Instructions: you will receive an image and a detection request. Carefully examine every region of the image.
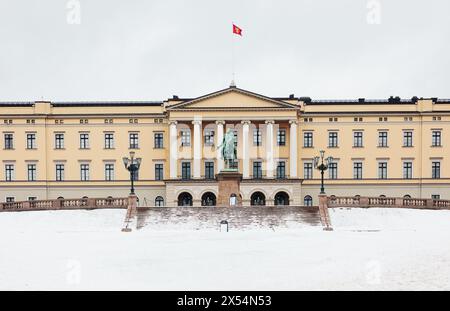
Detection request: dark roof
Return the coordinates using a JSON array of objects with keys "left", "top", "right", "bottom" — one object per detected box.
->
[
  {"left": 0, "top": 102, "right": 34, "bottom": 107},
  {"left": 306, "top": 98, "right": 415, "bottom": 105},
  {"left": 52, "top": 101, "right": 163, "bottom": 107}
]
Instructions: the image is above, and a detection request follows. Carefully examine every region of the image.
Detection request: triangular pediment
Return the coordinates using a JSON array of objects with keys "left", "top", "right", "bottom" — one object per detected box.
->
[{"left": 167, "top": 87, "right": 298, "bottom": 110}]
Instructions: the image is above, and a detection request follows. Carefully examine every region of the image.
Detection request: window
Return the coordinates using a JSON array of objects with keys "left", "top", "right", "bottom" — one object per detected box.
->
[
  {"left": 303, "top": 132, "right": 313, "bottom": 148},
  {"left": 328, "top": 132, "right": 338, "bottom": 148},
  {"left": 253, "top": 161, "right": 262, "bottom": 179},
  {"left": 403, "top": 131, "right": 413, "bottom": 147},
  {"left": 4, "top": 133, "right": 13, "bottom": 149},
  {"left": 129, "top": 133, "right": 139, "bottom": 149},
  {"left": 104, "top": 133, "right": 114, "bottom": 149},
  {"left": 56, "top": 164, "right": 64, "bottom": 181},
  {"left": 233, "top": 130, "right": 238, "bottom": 147},
  {"left": 276, "top": 161, "right": 286, "bottom": 179},
  {"left": 304, "top": 162, "right": 313, "bottom": 179},
  {"left": 155, "top": 196, "right": 164, "bottom": 207},
  {"left": 180, "top": 130, "right": 191, "bottom": 146},
  {"left": 353, "top": 132, "right": 363, "bottom": 147},
  {"left": 353, "top": 162, "right": 363, "bottom": 179},
  {"left": 204, "top": 161, "right": 215, "bottom": 179},
  {"left": 432, "top": 131, "right": 441, "bottom": 147},
  {"left": 155, "top": 163, "right": 164, "bottom": 181},
  {"left": 432, "top": 161, "right": 441, "bottom": 179},
  {"left": 80, "top": 164, "right": 90, "bottom": 181},
  {"left": 6, "top": 197, "right": 14, "bottom": 203},
  {"left": 253, "top": 129, "right": 262, "bottom": 146},
  {"left": 431, "top": 194, "right": 441, "bottom": 200},
  {"left": 329, "top": 162, "right": 338, "bottom": 179},
  {"left": 55, "top": 133, "right": 64, "bottom": 149},
  {"left": 304, "top": 195, "right": 313, "bottom": 207},
  {"left": 26, "top": 133, "right": 36, "bottom": 149},
  {"left": 27, "top": 164, "right": 37, "bottom": 181},
  {"left": 378, "top": 131, "right": 388, "bottom": 147},
  {"left": 154, "top": 132, "right": 164, "bottom": 149},
  {"left": 181, "top": 162, "right": 191, "bottom": 180},
  {"left": 277, "top": 129, "right": 286, "bottom": 146},
  {"left": 105, "top": 164, "right": 114, "bottom": 181},
  {"left": 5, "top": 164, "right": 14, "bottom": 181},
  {"left": 204, "top": 130, "right": 215, "bottom": 146},
  {"left": 28, "top": 197, "right": 37, "bottom": 201},
  {"left": 378, "top": 162, "right": 388, "bottom": 179},
  {"left": 403, "top": 162, "right": 413, "bottom": 179},
  {"left": 80, "top": 133, "right": 89, "bottom": 149}
]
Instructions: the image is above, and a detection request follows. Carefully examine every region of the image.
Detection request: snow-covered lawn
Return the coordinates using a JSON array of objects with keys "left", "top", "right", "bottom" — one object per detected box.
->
[{"left": 1, "top": 208, "right": 450, "bottom": 290}]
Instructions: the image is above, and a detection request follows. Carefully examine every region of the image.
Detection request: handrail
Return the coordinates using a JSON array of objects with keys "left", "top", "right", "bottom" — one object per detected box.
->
[
  {"left": 327, "top": 195, "right": 450, "bottom": 209},
  {"left": 0, "top": 197, "right": 129, "bottom": 212}
]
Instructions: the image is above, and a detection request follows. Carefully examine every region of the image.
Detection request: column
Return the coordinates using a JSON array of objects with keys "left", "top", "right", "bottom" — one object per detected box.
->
[
  {"left": 241, "top": 120, "right": 250, "bottom": 178},
  {"left": 169, "top": 121, "right": 178, "bottom": 179},
  {"left": 265, "top": 120, "right": 275, "bottom": 178},
  {"left": 289, "top": 120, "right": 298, "bottom": 178},
  {"left": 192, "top": 119, "right": 202, "bottom": 179},
  {"left": 216, "top": 121, "right": 225, "bottom": 173}
]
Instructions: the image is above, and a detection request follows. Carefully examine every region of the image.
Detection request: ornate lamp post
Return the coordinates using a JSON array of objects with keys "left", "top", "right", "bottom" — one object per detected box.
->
[
  {"left": 122, "top": 151, "right": 142, "bottom": 195},
  {"left": 313, "top": 150, "right": 333, "bottom": 195}
]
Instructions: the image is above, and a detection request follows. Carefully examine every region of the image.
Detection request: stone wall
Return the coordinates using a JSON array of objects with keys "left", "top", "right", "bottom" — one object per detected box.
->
[{"left": 136, "top": 206, "right": 321, "bottom": 231}]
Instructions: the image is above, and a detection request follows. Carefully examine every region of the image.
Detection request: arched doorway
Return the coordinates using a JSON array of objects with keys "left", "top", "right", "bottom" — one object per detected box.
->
[
  {"left": 155, "top": 196, "right": 164, "bottom": 207},
  {"left": 251, "top": 192, "right": 266, "bottom": 206},
  {"left": 304, "top": 195, "right": 313, "bottom": 207},
  {"left": 229, "top": 194, "right": 237, "bottom": 206},
  {"left": 274, "top": 191, "right": 290, "bottom": 206},
  {"left": 177, "top": 192, "right": 193, "bottom": 207},
  {"left": 201, "top": 192, "right": 216, "bottom": 206}
]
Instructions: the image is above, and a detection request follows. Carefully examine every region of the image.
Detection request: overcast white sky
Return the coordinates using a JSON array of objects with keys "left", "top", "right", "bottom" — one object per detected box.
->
[{"left": 0, "top": 0, "right": 449, "bottom": 101}]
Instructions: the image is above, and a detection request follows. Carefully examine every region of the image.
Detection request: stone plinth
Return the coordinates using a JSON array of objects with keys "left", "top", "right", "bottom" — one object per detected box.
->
[{"left": 216, "top": 170, "right": 243, "bottom": 207}]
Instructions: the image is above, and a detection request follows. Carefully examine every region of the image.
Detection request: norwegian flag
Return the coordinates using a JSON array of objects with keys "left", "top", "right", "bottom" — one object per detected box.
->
[{"left": 232, "top": 24, "right": 242, "bottom": 36}]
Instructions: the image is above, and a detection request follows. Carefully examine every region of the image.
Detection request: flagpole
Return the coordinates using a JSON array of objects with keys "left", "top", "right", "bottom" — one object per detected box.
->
[{"left": 231, "top": 21, "right": 235, "bottom": 86}]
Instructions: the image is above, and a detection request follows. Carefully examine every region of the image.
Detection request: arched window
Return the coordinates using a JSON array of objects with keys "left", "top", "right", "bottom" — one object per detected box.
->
[
  {"left": 155, "top": 196, "right": 164, "bottom": 207},
  {"left": 274, "top": 191, "right": 290, "bottom": 206},
  {"left": 251, "top": 192, "right": 266, "bottom": 206},
  {"left": 403, "top": 194, "right": 411, "bottom": 199},
  {"left": 201, "top": 192, "right": 216, "bottom": 206},
  {"left": 57, "top": 196, "right": 64, "bottom": 200},
  {"left": 304, "top": 195, "right": 313, "bottom": 207},
  {"left": 178, "top": 192, "right": 193, "bottom": 207},
  {"left": 380, "top": 195, "right": 386, "bottom": 198}
]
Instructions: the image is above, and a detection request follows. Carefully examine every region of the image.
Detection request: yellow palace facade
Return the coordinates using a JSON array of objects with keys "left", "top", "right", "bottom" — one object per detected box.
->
[{"left": 1, "top": 85, "right": 449, "bottom": 206}]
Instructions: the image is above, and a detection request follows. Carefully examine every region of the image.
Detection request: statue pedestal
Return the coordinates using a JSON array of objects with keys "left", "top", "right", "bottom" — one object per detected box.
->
[{"left": 216, "top": 170, "right": 242, "bottom": 207}]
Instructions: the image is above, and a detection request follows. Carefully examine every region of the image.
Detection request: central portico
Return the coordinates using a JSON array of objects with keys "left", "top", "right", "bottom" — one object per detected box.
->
[{"left": 164, "top": 85, "right": 302, "bottom": 207}]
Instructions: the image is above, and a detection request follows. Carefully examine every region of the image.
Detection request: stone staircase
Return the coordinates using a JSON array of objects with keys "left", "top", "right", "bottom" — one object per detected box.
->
[{"left": 135, "top": 206, "right": 322, "bottom": 231}]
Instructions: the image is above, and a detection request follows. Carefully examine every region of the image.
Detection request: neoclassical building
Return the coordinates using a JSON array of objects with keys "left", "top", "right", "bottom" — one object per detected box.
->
[{"left": 1, "top": 85, "right": 449, "bottom": 206}]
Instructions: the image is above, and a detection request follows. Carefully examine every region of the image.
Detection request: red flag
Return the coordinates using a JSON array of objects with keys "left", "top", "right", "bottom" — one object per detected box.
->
[{"left": 232, "top": 24, "right": 242, "bottom": 36}]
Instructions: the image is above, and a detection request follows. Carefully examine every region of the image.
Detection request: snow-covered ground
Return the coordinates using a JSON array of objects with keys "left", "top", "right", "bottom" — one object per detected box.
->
[{"left": 1, "top": 208, "right": 450, "bottom": 290}]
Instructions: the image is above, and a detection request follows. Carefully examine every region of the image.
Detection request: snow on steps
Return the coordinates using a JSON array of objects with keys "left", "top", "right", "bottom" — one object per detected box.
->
[{"left": 136, "top": 206, "right": 322, "bottom": 231}]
